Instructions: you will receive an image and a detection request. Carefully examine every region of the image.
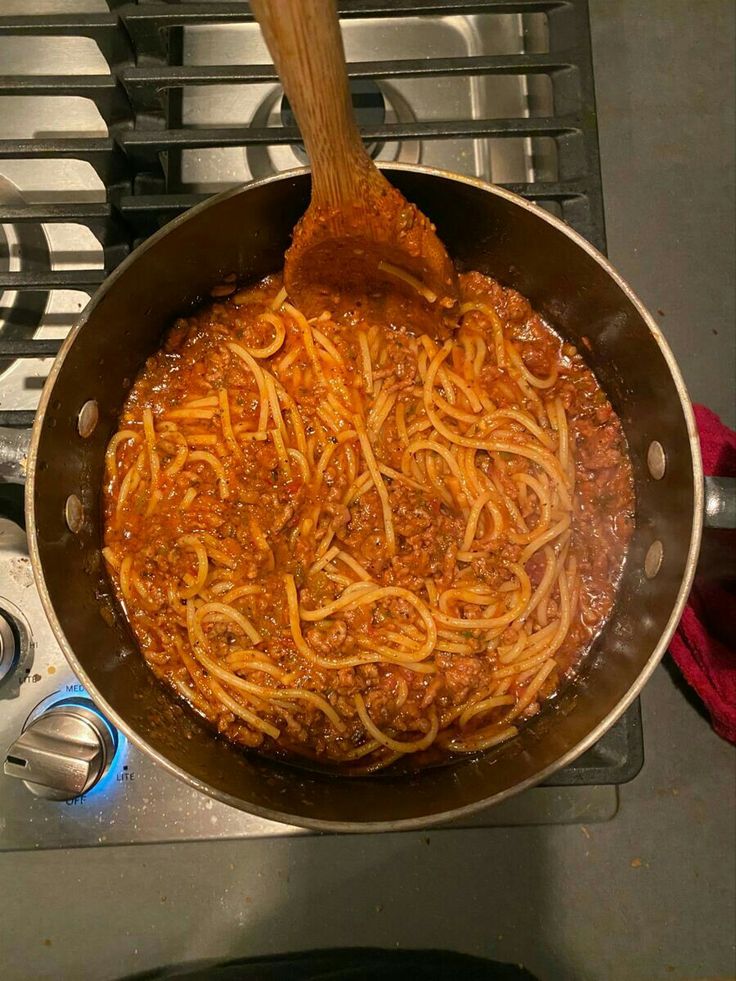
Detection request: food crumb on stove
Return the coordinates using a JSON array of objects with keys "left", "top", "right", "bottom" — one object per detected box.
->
[
  {"left": 630, "top": 857, "right": 643, "bottom": 868},
  {"left": 580, "top": 825, "right": 591, "bottom": 839}
]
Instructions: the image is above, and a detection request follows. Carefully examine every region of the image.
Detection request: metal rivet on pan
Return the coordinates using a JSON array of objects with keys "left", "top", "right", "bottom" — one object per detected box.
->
[
  {"left": 644, "top": 540, "right": 664, "bottom": 579},
  {"left": 65, "top": 495, "right": 84, "bottom": 534},
  {"left": 77, "top": 400, "right": 99, "bottom": 438},
  {"left": 647, "top": 441, "right": 666, "bottom": 480}
]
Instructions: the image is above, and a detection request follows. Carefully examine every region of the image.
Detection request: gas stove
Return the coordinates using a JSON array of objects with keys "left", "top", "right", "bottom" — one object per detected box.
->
[{"left": 0, "top": 0, "right": 641, "bottom": 850}]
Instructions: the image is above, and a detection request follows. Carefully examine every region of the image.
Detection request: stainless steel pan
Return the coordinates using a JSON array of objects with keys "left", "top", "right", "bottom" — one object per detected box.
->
[{"left": 0, "top": 165, "right": 720, "bottom": 830}]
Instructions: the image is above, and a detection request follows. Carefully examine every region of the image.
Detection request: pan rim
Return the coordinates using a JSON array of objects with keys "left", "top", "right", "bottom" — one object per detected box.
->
[{"left": 24, "top": 163, "right": 704, "bottom": 832}]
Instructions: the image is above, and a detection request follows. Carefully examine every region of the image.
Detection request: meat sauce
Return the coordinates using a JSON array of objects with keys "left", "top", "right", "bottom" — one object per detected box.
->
[{"left": 102, "top": 271, "right": 635, "bottom": 770}]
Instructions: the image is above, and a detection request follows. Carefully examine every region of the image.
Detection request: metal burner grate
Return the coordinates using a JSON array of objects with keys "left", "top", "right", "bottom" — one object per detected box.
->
[{"left": 0, "top": 0, "right": 642, "bottom": 790}]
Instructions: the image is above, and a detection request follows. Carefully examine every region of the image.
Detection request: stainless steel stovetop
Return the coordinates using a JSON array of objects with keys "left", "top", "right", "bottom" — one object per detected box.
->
[{"left": 0, "top": 1, "right": 636, "bottom": 849}]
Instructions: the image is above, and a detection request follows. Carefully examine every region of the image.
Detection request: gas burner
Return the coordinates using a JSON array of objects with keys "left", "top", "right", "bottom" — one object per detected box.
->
[
  {"left": 245, "top": 79, "right": 421, "bottom": 181},
  {"left": 0, "top": 177, "right": 49, "bottom": 379}
]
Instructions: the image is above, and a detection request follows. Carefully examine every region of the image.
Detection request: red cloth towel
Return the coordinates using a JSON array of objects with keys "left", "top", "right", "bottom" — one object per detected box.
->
[{"left": 669, "top": 405, "right": 736, "bottom": 743}]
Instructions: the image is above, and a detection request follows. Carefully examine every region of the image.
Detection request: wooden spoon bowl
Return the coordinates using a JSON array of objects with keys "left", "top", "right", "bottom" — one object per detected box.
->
[{"left": 251, "top": 0, "right": 459, "bottom": 331}]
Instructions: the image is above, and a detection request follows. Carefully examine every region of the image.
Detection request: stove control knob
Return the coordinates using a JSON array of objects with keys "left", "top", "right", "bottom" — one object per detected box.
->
[
  {"left": 0, "top": 612, "right": 17, "bottom": 682},
  {"left": 4, "top": 701, "right": 117, "bottom": 801}
]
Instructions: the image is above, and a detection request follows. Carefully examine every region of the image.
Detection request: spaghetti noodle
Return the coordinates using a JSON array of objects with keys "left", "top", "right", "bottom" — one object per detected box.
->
[{"left": 102, "top": 270, "right": 634, "bottom": 770}]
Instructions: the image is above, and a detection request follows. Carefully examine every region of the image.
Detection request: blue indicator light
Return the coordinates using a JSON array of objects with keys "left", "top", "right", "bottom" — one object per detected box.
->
[{"left": 45, "top": 692, "right": 127, "bottom": 802}]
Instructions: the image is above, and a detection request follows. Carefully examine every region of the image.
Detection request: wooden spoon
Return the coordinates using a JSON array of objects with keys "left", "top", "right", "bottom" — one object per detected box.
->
[{"left": 250, "top": 0, "right": 459, "bottom": 329}]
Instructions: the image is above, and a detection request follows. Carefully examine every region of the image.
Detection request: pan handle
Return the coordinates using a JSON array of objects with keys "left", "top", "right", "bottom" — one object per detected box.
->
[
  {"left": 703, "top": 476, "right": 736, "bottom": 529},
  {"left": 0, "top": 428, "right": 30, "bottom": 484}
]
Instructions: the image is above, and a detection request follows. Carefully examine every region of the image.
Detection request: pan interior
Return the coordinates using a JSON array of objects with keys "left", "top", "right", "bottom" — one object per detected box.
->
[{"left": 29, "top": 169, "right": 698, "bottom": 828}]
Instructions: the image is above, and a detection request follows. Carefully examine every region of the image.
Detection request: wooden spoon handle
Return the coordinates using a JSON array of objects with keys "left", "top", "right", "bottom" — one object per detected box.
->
[{"left": 250, "top": 0, "right": 376, "bottom": 208}]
